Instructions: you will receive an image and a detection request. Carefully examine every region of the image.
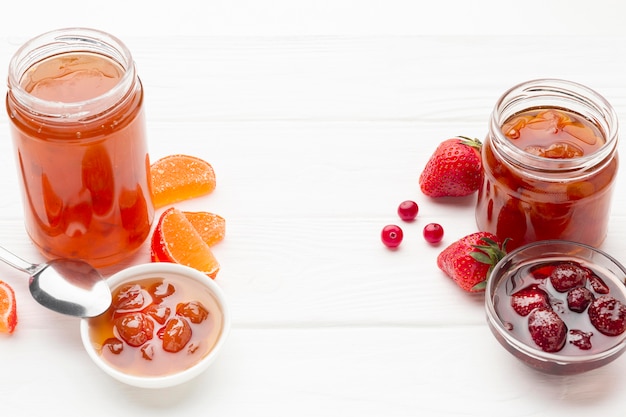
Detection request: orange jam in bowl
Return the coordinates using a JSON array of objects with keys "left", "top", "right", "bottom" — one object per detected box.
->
[
  {"left": 476, "top": 79, "right": 619, "bottom": 251},
  {"left": 81, "top": 263, "right": 231, "bottom": 388}
]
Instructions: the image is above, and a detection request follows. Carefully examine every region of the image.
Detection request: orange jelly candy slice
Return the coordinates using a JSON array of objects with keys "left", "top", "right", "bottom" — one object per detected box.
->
[
  {"left": 0, "top": 280, "right": 17, "bottom": 334},
  {"left": 151, "top": 208, "right": 220, "bottom": 278},
  {"left": 183, "top": 211, "right": 226, "bottom": 247},
  {"left": 150, "top": 154, "right": 216, "bottom": 209}
]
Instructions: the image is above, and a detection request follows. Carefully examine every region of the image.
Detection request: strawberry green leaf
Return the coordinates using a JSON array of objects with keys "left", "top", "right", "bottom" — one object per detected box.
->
[
  {"left": 470, "top": 251, "right": 492, "bottom": 265},
  {"left": 471, "top": 281, "right": 487, "bottom": 291},
  {"left": 457, "top": 136, "right": 483, "bottom": 151}
]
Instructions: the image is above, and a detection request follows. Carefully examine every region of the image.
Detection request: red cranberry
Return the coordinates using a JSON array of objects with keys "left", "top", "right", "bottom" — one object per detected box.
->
[
  {"left": 397, "top": 200, "right": 419, "bottom": 221},
  {"left": 381, "top": 224, "right": 403, "bottom": 248},
  {"left": 423, "top": 223, "right": 444, "bottom": 244}
]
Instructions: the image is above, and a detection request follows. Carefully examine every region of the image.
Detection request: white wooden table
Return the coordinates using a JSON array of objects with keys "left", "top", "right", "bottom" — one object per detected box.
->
[{"left": 2, "top": 1, "right": 626, "bottom": 416}]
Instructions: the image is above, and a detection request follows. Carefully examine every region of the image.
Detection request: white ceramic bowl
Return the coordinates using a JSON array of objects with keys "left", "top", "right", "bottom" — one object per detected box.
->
[{"left": 80, "top": 263, "right": 231, "bottom": 388}]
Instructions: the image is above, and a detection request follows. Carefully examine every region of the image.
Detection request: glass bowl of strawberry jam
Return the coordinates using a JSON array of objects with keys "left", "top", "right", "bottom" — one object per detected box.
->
[
  {"left": 80, "top": 263, "right": 231, "bottom": 388},
  {"left": 485, "top": 240, "right": 626, "bottom": 375},
  {"left": 476, "top": 79, "right": 619, "bottom": 251}
]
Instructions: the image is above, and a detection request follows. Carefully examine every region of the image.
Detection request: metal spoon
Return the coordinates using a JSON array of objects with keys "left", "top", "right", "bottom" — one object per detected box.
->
[{"left": 0, "top": 246, "right": 112, "bottom": 318}]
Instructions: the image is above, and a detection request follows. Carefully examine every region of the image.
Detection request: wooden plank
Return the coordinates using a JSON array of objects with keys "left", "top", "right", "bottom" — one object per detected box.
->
[
  {"left": 2, "top": 326, "right": 625, "bottom": 416},
  {"left": 1, "top": 32, "right": 626, "bottom": 417}
]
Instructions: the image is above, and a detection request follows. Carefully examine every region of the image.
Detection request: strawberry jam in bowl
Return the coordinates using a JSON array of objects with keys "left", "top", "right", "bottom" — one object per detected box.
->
[
  {"left": 476, "top": 79, "right": 619, "bottom": 251},
  {"left": 80, "top": 263, "right": 231, "bottom": 388},
  {"left": 485, "top": 240, "right": 626, "bottom": 375}
]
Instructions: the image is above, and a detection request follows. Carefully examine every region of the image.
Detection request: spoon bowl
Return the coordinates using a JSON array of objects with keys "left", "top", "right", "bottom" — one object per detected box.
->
[{"left": 0, "top": 246, "right": 111, "bottom": 317}]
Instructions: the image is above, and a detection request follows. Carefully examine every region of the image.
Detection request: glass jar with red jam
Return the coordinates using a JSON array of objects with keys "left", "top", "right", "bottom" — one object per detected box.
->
[{"left": 476, "top": 79, "right": 619, "bottom": 251}]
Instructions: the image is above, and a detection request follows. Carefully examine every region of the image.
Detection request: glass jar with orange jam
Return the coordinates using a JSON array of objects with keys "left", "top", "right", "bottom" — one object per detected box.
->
[
  {"left": 6, "top": 28, "right": 154, "bottom": 267},
  {"left": 476, "top": 79, "right": 619, "bottom": 251}
]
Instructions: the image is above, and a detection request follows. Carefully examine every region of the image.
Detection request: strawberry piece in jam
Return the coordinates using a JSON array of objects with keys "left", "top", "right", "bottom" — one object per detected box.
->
[
  {"left": 569, "top": 329, "right": 593, "bottom": 350},
  {"left": 162, "top": 317, "right": 192, "bottom": 353},
  {"left": 145, "top": 304, "right": 171, "bottom": 325},
  {"left": 588, "top": 296, "right": 626, "bottom": 336},
  {"left": 549, "top": 262, "right": 588, "bottom": 293},
  {"left": 525, "top": 142, "right": 584, "bottom": 159},
  {"left": 112, "top": 283, "right": 149, "bottom": 312},
  {"left": 176, "top": 301, "right": 209, "bottom": 324},
  {"left": 148, "top": 280, "right": 176, "bottom": 303},
  {"left": 589, "top": 274, "right": 610, "bottom": 295},
  {"left": 567, "top": 287, "right": 595, "bottom": 313},
  {"left": 528, "top": 308, "right": 568, "bottom": 353},
  {"left": 114, "top": 312, "right": 154, "bottom": 347},
  {"left": 141, "top": 343, "right": 155, "bottom": 361},
  {"left": 528, "top": 263, "right": 556, "bottom": 280},
  {"left": 102, "top": 337, "right": 124, "bottom": 355},
  {"left": 510, "top": 285, "right": 550, "bottom": 317}
]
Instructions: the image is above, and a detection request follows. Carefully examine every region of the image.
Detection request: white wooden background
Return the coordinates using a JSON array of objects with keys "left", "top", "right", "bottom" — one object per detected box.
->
[{"left": 1, "top": 1, "right": 626, "bottom": 416}]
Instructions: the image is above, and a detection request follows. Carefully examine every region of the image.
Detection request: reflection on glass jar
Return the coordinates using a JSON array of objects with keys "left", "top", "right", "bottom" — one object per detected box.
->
[
  {"left": 6, "top": 28, "right": 154, "bottom": 267},
  {"left": 476, "top": 79, "right": 619, "bottom": 251}
]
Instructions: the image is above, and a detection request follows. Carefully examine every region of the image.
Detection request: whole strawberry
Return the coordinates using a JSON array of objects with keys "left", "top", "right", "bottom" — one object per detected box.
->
[
  {"left": 437, "top": 232, "right": 507, "bottom": 292},
  {"left": 419, "top": 136, "right": 483, "bottom": 197}
]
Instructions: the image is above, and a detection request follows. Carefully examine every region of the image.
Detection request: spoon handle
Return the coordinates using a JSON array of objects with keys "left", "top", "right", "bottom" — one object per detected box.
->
[{"left": 0, "top": 245, "right": 36, "bottom": 273}]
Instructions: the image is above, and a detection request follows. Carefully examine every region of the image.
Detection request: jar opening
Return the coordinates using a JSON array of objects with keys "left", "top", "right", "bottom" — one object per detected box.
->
[
  {"left": 489, "top": 79, "right": 619, "bottom": 179},
  {"left": 7, "top": 28, "right": 135, "bottom": 120}
]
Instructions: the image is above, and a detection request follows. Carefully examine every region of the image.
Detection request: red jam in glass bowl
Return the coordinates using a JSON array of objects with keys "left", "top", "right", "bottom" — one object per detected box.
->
[{"left": 486, "top": 240, "right": 626, "bottom": 375}]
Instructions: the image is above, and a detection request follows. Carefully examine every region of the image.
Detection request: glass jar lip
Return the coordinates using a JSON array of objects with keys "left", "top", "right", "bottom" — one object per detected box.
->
[
  {"left": 7, "top": 27, "right": 135, "bottom": 120},
  {"left": 489, "top": 78, "right": 619, "bottom": 175}
]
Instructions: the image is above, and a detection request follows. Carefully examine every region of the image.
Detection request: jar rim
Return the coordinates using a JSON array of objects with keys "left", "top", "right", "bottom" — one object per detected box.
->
[
  {"left": 7, "top": 27, "right": 136, "bottom": 120},
  {"left": 489, "top": 78, "right": 619, "bottom": 177}
]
